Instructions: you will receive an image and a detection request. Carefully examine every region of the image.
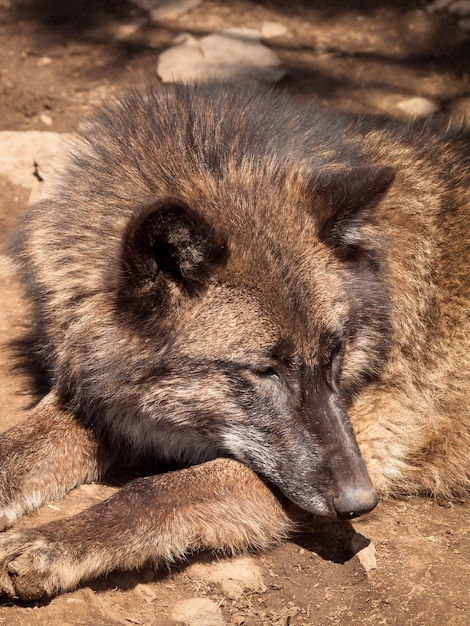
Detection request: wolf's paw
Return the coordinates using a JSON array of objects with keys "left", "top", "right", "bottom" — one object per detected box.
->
[
  {"left": 0, "top": 503, "right": 22, "bottom": 532},
  {"left": 0, "top": 529, "right": 76, "bottom": 601}
]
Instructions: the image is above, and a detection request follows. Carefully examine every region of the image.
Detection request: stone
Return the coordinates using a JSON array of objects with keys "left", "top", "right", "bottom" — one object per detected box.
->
[
  {"left": 0, "top": 131, "right": 66, "bottom": 203},
  {"left": 157, "top": 28, "right": 285, "bottom": 83},
  {"left": 187, "top": 556, "right": 267, "bottom": 599},
  {"left": 426, "top": 0, "right": 453, "bottom": 12},
  {"left": 397, "top": 96, "right": 439, "bottom": 117},
  {"left": 448, "top": 1, "right": 470, "bottom": 16},
  {"left": 128, "top": 0, "right": 160, "bottom": 9},
  {"left": 37, "top": 56, "right": 53, "bottom": 66},
  {"left": 171, "top": 598, "right": 226, "bottom": 626},
  {"left": 113, "top": 18, "right": 147, "bottom": 41},
  {"left": 149, "top": 0, "right": 202, "bottom": 22},
  {"left": 260, "top": 21, "right": 289, "bottom": 39},
  {"left": 157, "top": 34, "right": 205, "bottom": 82},
  {"left": 200, "top": 28, "right": 266, "bottom": 64},
  {"left": 351, "top": 533, "right": 377, "bottom": 577},
  {"left": 134, "top": 583, "right": 158, "bottom": 603},
  {"left": 39, "top": 113, "right": 53, "bottom": 126}
]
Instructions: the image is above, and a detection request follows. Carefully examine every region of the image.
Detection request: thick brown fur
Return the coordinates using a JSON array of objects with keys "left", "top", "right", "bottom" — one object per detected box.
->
[{"left": 0, "top": 81, "right": 468, "bottom": 600}]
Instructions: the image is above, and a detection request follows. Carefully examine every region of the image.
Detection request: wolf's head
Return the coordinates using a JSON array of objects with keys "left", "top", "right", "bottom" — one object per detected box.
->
[{"left": 110, "top": 159, "right": 394, "bottom": 519}]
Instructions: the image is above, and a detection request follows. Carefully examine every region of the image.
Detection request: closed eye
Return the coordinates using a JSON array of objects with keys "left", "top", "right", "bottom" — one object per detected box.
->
[
  {"left": 252, "top": 365, "right": 280, "bottom": 379},
  {"left": 325, "top": 342, "right": 343, "bottom": 392}
]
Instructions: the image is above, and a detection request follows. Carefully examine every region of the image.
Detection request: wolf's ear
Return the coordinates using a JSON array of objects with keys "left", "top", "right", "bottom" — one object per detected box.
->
[
  {"left": 118, "top": 198, "right": 227, "bottom": 315},
  {"left": 310, "top": 166, "right": 395, "bottom": 252}
]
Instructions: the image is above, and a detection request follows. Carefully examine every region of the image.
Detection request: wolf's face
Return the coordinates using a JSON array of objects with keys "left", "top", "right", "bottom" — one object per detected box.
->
[
  {"left": 158, "top": 285, "right": 377, "bottom": 519},
  {"left": 105, "top": 162, "right": 394, "bottom": 519}
]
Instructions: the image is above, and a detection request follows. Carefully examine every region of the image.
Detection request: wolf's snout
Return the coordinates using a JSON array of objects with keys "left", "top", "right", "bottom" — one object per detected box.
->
[{"left": 332, "top": 487, "right": 379, "bottom": 519}]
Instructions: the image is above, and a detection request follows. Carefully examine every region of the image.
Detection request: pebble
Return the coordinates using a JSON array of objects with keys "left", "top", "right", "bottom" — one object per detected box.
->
[
  {"left": 150, "top": 0, "right": 202, "bottom": 22},
  {"left": 114, "top": 18, "right": 146, "bottom": 41},
  {"left": 260, "top": 21, "right": 289, "bottom": 39},
  {"left": 134, "top": 583, "right": 158, "bottom": 603},
  {"left": 65, "top": 587, "right": 97, "bottom": 603},
  {"left": 448, "top": 0, "right": 470, "bottom": 16},
  {"left": 129, "top": 0, "right": 202, "bottom": 20},
  {"left": 157, "top": 34, "right": 204, "bottom": 81},
  {"left": 187, "top": 556, "right": 267, "bottom": 599},
  {"left": 200, "top": 28, "right": 281, "bottom": 71},
  {"left": 426, "top": 0, "right": 453, "bottom": 10},
  {"left": 426, "top": 0, "right": 470, "bottom": 29},
  {"left": 37, "top": 56, "right": 53, "bottom": 66},
  {"left": 128, "top": 0, "right": 163, "bottom": 9},
  {"left": 397, "top": 96, "right": 439, "bottom": 117},
  {"left": 0, "top": 131, "right": 65, "bottom": 202},
  {"left": 157, "top": 27, "right": 285, "bottom": 83},
  {"left": 350, "top": 533, "right": 377, "bottom": 577},
  {"left": 39, "top": 113, "right": 53, "bottom": 126},
  {"left": 171, "top": 597, "right": 226, "bottom": 626}
]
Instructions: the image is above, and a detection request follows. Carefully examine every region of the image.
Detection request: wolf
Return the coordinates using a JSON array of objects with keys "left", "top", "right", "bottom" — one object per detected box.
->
[{"left": 0, "top": 81, "right": 468, "bottom": 601}]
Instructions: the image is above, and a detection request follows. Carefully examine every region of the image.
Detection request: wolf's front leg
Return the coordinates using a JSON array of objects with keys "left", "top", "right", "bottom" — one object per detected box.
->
[
  {"left": 0, "top": 458, "right": 295, "bottom": 601},
  {"left": 0, "top": 391, "right": 110, "bottom": 531}
]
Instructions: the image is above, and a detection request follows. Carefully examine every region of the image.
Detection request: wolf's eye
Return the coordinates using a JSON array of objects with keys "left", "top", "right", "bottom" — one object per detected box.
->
[
  {"left": 253, "top": 365, "right": 280, "bottom": 379},
  {"left": 325, "top": 342, "right": 343, "bottom": 392}
]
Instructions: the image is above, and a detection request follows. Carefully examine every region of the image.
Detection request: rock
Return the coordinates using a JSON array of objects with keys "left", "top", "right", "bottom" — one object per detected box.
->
[
  {"left": 261, "top": 21, "right": 289, "bottom": 39},
  {"left": 448, "top": 0, "right": 470, "bottom": 16},
  {"left": 113, "top": 18, "right": 147, "bottom": 41},
  {"left": 0, "top": 131, "right": 66, "bottom": 203},
  {"left": 187, "top": 556, "right": 266, "bottom": 599},
  {"left": 149, "top": 0, "right": 202, "bottom": 22},
  {"left": 397, "top": 96, "right": 439, "bottom": 117},
  {"left": 351, "top": 533, "right": 377, "bottom": 577},
  {"left": 134, "top": 583, "right": 158, "bottom": 603},
  {"left": 426, "top": 0, "right": 453, "bottom": 12},
  {"left": 157, "top": 34, "right": 205, "bottom": 81},
  {"left": 65, "top": 587, "right": 97, "bottom": 603},
  {"left": 199, "top": 28, "right": 282, "bottom": 74},
  {"left": 39, "top": 113, "right": 53, "bottom": 126},
  {"left": 129, "top": 0, "right": 202, "bottom": 20},
  {"left": 37, "top": 56, "right": 53, "bottom": 66},
  {"left": 171, "top": 598, "right": 226, "bottom": 626},
  {"left": 128, "top": 0, "right": 161, "bottom": 9},
  {"left": 157, "top": 28, "right": 285, "bottom": 83}
]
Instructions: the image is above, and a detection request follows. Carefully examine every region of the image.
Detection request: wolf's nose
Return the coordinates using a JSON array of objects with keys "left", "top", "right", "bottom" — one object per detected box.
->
[{"left": 333, "top": 488, "right": 379, "bottom": 519}]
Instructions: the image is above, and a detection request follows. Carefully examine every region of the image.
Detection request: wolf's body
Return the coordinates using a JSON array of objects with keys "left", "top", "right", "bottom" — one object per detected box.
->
[{"left": 0, "top": 82, "right": 468, "bottom": 600}]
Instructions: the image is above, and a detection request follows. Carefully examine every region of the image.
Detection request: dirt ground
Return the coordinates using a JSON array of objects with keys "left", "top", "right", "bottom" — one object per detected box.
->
[{"left": 0, "top": 0, "right": 469, "bottom": 624}]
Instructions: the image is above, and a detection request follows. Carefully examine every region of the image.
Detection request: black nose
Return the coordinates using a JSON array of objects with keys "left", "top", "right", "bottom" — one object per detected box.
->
[{"left": 333, "top": 488, "right": 379, "bottom": 519}]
